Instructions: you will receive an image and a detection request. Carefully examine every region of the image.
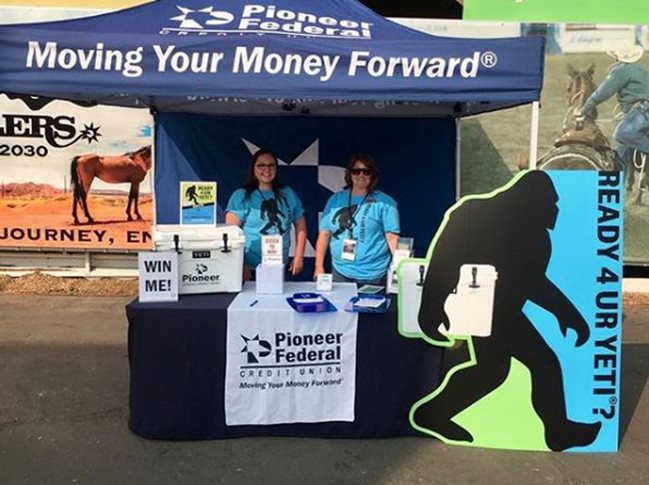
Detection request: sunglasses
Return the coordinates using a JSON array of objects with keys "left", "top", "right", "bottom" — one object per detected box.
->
[
  {"left": 255, "top": 163, "right": 277, "bottom": 170},
  {"left": 350, "top": 168, "right": 372, "bottom": 176}
]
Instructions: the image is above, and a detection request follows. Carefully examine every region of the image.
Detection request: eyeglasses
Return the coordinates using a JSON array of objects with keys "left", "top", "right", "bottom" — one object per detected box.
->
[
  {"left": 350, "top": 168, "right": 372, "bottom": 176},
  {"left": 255, "top": 163, "right": 277, "bottom": 170}
]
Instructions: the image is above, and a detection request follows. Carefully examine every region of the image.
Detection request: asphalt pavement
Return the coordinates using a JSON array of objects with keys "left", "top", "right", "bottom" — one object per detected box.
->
[{"left": 0, "top": 294, "right": 647, "bottom": 485}]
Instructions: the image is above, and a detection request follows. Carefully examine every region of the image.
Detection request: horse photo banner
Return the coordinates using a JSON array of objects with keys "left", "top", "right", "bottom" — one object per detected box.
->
[
  {"left": 0, "top": 94, "right": 153, "bottom": 250},
  {"left": 426, "top": 18, "right": 649, "bottom": 264}
]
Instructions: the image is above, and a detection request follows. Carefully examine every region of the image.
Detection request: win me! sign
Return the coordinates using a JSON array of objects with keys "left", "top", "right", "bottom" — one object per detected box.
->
[{"left": 138, "top": 251, "right": 179, "bottom": 302}]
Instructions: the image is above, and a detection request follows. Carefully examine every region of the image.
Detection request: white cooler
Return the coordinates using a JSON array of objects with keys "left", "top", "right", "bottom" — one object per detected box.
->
[
  {"left": 153, "top": 224, "right": 245, "bottom": 294},
  {"left": 442, "top": 264, "right": 498, "bottom": 337}
]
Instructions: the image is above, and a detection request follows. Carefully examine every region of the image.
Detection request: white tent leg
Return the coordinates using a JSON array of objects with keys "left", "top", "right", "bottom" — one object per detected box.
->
[
  {"left": 529, "top": 101, "right": 540, "bottom": 170},
  {"left": 151, "top": 113, "right": 157, "bottom": 226},
  {"left": 455, "top": 118, "right": 461, "bottom": 199}
]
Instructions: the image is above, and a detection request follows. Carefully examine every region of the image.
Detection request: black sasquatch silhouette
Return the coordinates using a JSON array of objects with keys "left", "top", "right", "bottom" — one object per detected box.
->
[
  {"left": 331, "top": 204, "right": 358, "bottom": 239},
  {"left": 185, "top": 185, "right": 199, "bottom": 206},
  {"left": 414, "top": 170, "right": 601, "bottom": 451},
  {"left": 260, "top": 198, "right": 286, "bottom": 235}
]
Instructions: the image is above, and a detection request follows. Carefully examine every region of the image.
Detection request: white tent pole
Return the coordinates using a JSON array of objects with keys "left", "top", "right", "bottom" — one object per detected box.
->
[
  {"left": 529, "top": 101, "right": 540, "bottom": 169},
  {"left": 151, "top": 112, "right": 157, "bottom": 227},
  {"left": 455, "top": 118, "right": 461, "bottom": 200}
]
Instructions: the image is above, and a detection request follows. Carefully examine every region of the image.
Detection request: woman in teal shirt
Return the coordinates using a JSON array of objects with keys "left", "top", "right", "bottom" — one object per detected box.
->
[
  {"left": 225, "top": 149, "right": 307, "bottom": 281},
  {"left": 314, "top": 154, "right": 400, "bottom": 285}
]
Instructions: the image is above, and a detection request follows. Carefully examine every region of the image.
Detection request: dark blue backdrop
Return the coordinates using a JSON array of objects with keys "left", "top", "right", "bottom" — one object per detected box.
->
[{"left": 155, "top": 113, "right": 456, "bottom": 277}]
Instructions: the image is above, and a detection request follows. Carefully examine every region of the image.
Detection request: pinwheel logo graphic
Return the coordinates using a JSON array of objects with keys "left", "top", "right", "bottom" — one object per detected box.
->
[
  {"left": 240, "top": 335, "right": 272, "bottom": 364},
  {"left": 170, "top": 6, "right": 234, "bottom": 29}
]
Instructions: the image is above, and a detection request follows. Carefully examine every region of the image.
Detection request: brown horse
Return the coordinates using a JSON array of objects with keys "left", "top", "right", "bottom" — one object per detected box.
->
[
  {"left": 71, "top": 145, "right": 152, "bottom": 224},
  {"left": 563, "top": 64, "right": 598, "bottom": 131}
]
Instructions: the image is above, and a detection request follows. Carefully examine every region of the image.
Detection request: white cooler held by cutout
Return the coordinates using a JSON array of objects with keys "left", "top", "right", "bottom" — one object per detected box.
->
[
  {"left": 153, "top": 224, "right": 245, "bottom": 294},
  {"left": 441, "top": 264, "right": 498, "bottom": 337}
]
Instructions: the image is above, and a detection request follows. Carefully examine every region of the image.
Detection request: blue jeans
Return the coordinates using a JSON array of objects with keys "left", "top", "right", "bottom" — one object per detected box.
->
[
  {"left": 614, "top": 102, "right": 649, "bottom": 166},
  {"left": 332, "top": 268, "right": 386, "bottom": 287}
]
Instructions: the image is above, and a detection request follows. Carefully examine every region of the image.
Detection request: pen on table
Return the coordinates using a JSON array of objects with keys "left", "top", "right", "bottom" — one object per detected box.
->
[{"left": 249, "top": 299, "right": 259, "bottom": 307}]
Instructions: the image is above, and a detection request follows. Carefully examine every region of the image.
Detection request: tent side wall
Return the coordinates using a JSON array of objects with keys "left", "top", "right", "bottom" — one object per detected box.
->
[{"left": 155, "top": 113, "right": 457, "bottom": 279}]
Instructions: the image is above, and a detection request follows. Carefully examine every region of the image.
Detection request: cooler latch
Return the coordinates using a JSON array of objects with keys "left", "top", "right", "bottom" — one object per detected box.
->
[
  {"left": 221, "top": 233, "right": 231, "bottom": 253},
  {"left": 173, "top": 234, "right": 181, "bottom": 253}
]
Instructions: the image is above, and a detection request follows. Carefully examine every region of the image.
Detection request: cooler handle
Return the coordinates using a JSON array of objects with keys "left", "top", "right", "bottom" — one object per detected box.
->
[
  {"left": 173, "top": 234, "right": 181, "bottom": 253},
  {"left": 221, "top": 233, "right": 231, "bottom": 253},
  {"left": 417, "top": 264, "right": 425, "bottom": 287}
]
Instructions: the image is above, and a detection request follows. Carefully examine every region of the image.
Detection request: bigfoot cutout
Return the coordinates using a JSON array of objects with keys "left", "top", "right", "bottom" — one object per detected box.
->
[{"left": 414, "top": 171, "right": 601, "bottom": 451}]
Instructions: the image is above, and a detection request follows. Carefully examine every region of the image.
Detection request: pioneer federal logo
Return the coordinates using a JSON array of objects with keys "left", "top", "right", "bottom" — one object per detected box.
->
[
  {"left": 171, "top": 6, "right": 234, "bottom": 28},
  {"left": 240, "top": 334, "right": 272, "bottom": 363},
  {"left": 238, "top": 330, "right": 344, "bottom": 379},
  {"left": 162, "top": 4, "right": 373, "bottom": 39},
  {"left": 182, "top": 270, "right": 220, "bottom": 284}
]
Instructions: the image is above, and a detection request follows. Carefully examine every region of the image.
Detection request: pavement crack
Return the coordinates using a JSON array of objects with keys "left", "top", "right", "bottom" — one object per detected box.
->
[{"left": 0, "top": 418, "right": 23, "bottom": 432}]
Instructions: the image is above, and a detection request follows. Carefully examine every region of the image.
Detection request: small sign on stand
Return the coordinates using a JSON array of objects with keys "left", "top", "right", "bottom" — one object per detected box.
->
[
  {"left": 138, "top": 251, "right": 179, "bottom": 302},
  {"left": 258, "top": 235, "right": 284, "bottom": 294},
  {"left": 261, "top": 234, "right": 283, "bottom": 264},
  {"left": 180, "top": 181, "right": 217, "bottom": 225}
]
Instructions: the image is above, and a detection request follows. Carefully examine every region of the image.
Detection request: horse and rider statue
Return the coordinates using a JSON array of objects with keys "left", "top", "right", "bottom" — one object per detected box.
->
[
  {"left": 70, "top": 145, "right": 152, "bottom": 224},
  {"left": 539, "top": 43, "right": 649, "bottom": 204}
]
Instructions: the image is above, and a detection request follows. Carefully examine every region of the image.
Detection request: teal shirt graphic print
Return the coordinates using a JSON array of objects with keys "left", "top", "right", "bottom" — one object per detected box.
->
[
  {"left": 226, "top": 187, "right": 304, "bottom": 267},
  {"left": 320, "top": 189, "right": 400, "bottom": 280}
]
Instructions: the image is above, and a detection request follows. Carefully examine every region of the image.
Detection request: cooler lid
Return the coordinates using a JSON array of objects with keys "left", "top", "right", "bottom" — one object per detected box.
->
[{"left": 153, "top": 224, "right": 245, "bottom": 244}]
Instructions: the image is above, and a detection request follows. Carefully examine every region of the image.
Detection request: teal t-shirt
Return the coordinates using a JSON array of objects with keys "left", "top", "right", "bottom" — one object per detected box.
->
[
  {"left": 226, "top": 186, "right": 304, "bottom": 267},
  {"left": 319, "top": 189, "right": 400, "bottom": 281}
]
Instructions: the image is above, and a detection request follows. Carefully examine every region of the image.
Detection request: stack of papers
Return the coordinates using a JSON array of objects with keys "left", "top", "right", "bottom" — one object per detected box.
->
[
  {"left": 353, "top": 297, "right": 386, "bottom": 309},
  {"left": 357, "top": 284, "right": 384, "bottom": 295},
  {"left": 346, "top": 294, "right": 390, "bottom": 313}
]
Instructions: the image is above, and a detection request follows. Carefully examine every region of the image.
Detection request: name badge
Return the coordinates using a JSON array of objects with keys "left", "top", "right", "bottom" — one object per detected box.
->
[{"left": 342, "top": 238, "right": 357, "bottom": 261}]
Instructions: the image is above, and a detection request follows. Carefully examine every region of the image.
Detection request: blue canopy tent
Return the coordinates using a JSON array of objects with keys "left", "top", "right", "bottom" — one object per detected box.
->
[
  {"left": 0, "top": 0, "right": 543, "bottom": 112},
  {"left": 0, "top": 0, "right": 544, "bottom": 271}
]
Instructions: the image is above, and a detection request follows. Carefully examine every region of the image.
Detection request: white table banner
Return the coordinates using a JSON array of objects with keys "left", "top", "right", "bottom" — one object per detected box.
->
[{"left": 225, "top": 282, "right": 358, "bottom": 426}]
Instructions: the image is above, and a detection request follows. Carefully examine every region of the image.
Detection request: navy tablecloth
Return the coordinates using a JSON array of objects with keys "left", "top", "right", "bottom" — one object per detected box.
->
[{"left": 126, "top": 294, "right": 443, "bottom": 440}]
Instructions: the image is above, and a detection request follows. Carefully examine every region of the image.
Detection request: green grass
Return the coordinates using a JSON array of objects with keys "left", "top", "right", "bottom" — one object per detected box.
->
[{"left": 461, "top": 53, "right": 649, "bottom": 263}]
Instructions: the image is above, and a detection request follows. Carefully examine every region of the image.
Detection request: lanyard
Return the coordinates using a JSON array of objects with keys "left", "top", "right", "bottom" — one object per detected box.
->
[
  {"left": 346, "top": 190, "right": 369, "bottom": 239},
  {"left": 257, "top": 188, "right": 271, "bottom": 201}
]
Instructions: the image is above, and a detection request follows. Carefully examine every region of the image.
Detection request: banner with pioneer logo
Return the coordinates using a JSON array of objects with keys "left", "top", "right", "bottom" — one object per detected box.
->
[
  {"left": 0, "top": 0, "right": 543, "bottom": 114},
  {"left": 0, "top": 94, "right": 153, "bottom": 250},
  {"left": 225, "top": 283, "right": 358, "bottom": 425}
]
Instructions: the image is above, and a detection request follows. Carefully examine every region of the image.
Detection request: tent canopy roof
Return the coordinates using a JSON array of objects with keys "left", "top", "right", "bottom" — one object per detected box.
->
[{"left": 0, "top": 0, "right": 544, "bottom": 116}]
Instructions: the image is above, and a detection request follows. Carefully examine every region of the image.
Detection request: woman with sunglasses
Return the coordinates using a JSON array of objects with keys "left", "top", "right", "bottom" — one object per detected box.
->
[
  {"left": 226, "top": 149, "right": 307, "bottom": 281},
  {"left": 314, "top": 153, "right": 400, "bottom": 286}
]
